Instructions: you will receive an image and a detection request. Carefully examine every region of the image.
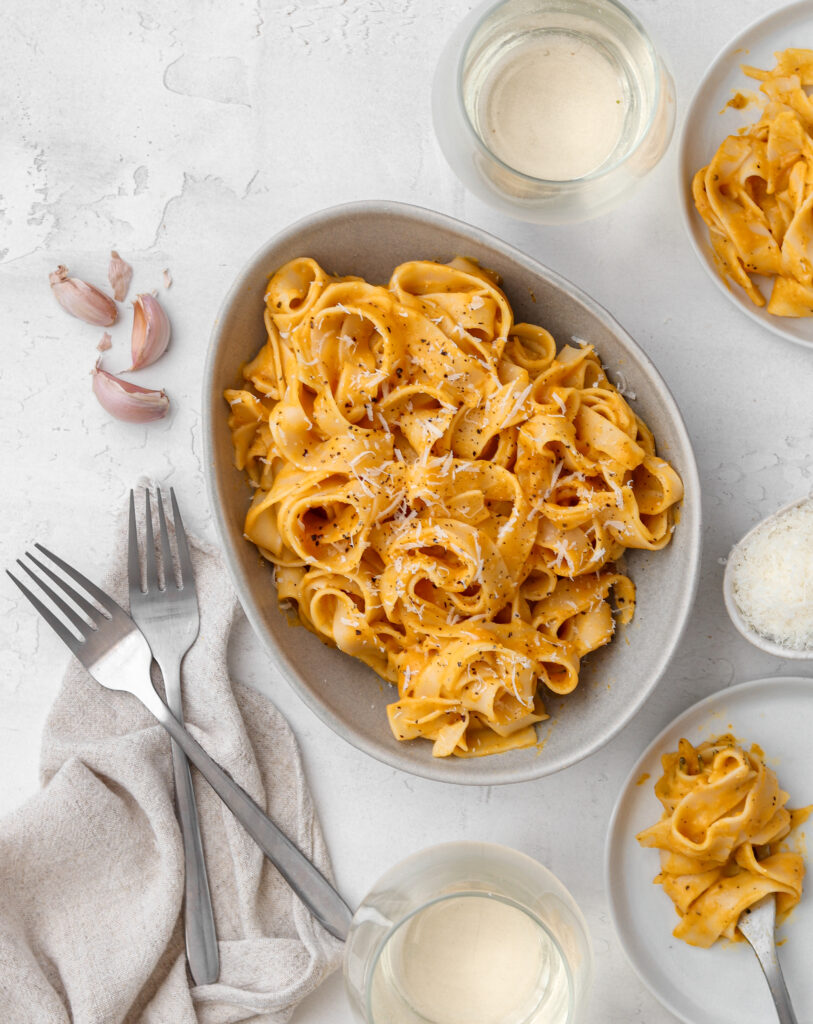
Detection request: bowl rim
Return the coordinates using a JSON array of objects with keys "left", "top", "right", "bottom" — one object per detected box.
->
[
  {"left": 722, "top": 492, "right": 813, "bottom": 660},
  {"left": 676, "top": 0, "right": 813, "bottom": 351},
  {"left": 202, "top": 198, "right": 703, "bottom": 785}
]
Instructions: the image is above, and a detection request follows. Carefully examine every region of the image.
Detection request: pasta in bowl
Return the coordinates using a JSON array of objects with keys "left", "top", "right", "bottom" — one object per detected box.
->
[
  {"left": 226, "top": 256, "right": 682, "bottom": 759},
  {"left": 204, "top": 201, "right": 701, "bottom": 783}
]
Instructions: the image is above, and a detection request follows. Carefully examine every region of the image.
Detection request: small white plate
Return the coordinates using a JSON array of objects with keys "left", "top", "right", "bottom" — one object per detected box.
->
[
  {"left": 678, "top": 1, "right": 813, "bottom": 349},
  {"left": 606, "top": 676, "right": 813, "bottom": 1024}
]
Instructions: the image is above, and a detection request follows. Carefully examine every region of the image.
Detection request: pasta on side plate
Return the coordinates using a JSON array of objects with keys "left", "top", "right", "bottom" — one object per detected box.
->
[
  {"left": 693, "top": 48, "right": 813, "bottom": 317},
  {"left": 637, "top": 736, "right": 807, "bottom": 947},
  {"left": 225, "top": 256, "right": 683, "bottom": 757}
]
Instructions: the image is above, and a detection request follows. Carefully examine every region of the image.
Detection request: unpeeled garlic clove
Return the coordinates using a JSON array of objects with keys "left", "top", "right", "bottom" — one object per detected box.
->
[
  {"left": 127, "top": 293, "right": 170, "bottom": 370},
  {"left": 50, "top": 265, "right": 117, "bottom": 326},
  {"left": 92, "top": 359, "right": 169, "bottom": 422},
  {"left": 108, "top": 250, "right": 133, "bottom": 301}
]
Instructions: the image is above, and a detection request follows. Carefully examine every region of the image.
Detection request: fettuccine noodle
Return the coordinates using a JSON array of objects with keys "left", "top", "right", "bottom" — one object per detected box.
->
[
  {"left": 693, "top": 49, "right": 813, "bottom": 316},
  {"left": 225, "top": 256, "right": 683, "bottom": 757},
  {"left": 637, "top": 736, "right": 807, "bottom": 947}
]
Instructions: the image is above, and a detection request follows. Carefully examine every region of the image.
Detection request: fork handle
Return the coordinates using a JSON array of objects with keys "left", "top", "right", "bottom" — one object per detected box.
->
[
  {"left": 170, "top": 740, "right": 220, "bottom": 985},
  {"left": 160, "top": 658, "right": 219, "bottom": 986},
  {"left": 139, "top": 685, "right": 354, "bottom": 941},
  {"left": 750, "top": 944, "right": 799, "bottom": 1024}
]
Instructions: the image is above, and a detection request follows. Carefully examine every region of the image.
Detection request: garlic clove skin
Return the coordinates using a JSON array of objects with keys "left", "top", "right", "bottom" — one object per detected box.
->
[
  {"left": 108, "top": 250, "right": 133, "bottom": 302},
  {"left": 97, "top": 331, "right": 112, "bottom": 352},
  {"left": 50, "top": 265, "right": 117, "bottom": 326},
  {"left": 92, "top": 360, "right": 169, "bottom": 422},
  {"left": 127, "top": 293, "right": 171, "bottom": 371}
]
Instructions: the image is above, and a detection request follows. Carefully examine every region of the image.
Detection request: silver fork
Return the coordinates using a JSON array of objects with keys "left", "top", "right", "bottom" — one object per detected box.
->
[
  {"left": 128, "top": 488, "right": 217, "bottom": 986},
  {"left": 738, "top": 894, "right": 799, "bottom": 1024},
  {"left": 7, "top": 545, "right": 353, "bottom": 942}
]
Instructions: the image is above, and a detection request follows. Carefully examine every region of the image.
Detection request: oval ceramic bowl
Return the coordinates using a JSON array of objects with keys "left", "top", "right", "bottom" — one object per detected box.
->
[
  {"left": 203, "top": 200, "right": 701, "bottom": 784},
  {"left": 723, "top": 494, "right": 813, "bottom": 659}
]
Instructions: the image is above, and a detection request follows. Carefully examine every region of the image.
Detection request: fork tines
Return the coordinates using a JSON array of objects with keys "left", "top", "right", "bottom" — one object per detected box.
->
[
  {"left": 7, "top": 545, "right": 116, "bottom": 652},
  {"left": 128, "top": 487, "right": 193, "bottom": 594}
]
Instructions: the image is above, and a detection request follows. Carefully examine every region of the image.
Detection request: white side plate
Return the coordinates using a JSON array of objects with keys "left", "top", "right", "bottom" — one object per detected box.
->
[
  {"left": 678, "top": 1, "right": 813, "bottom": 349},
  {"left": 606, "top": 676, "right": 813, "bottom": 1024}
]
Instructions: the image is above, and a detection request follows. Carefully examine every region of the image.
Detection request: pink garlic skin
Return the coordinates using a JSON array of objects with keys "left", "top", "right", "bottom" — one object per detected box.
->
[
  {"left": 108, "top": 250, "right": 133, "bottom": 302},
  {"left": 97, "top": 331, "right": 113, "bottom": 352},
  {"left": 50, "top": 265, "right": 117, "bottom": 326},
  {"left": 127, "top": 293, "right": 171, "bottom": 370},
  {"left": 92, "top": 362, "right": 169, "bottom": 422}
]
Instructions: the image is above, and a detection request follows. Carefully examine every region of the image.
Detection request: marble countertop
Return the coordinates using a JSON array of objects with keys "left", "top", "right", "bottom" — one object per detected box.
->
[{"left": 2, "top": 1, "right": 812, "bottom": 1021}]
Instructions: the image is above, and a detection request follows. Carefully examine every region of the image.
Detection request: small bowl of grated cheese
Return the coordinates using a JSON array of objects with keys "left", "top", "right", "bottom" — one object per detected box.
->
[{"left": 724, "top": 495, "right": 813, "bottom": 658}]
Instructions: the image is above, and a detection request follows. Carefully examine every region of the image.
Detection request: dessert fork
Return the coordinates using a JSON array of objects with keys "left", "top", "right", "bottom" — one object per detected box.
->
[
  {"left": 8, "top": 545, "right": 353, "bottom": 942},
  {"left": 128, "top": 488, "right": 217, "bottom": 985}
]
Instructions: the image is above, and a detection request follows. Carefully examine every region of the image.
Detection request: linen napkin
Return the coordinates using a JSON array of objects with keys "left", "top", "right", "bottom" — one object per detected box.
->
[{"left": 0, "top": 495, "right": 343, "bottom": 1024}]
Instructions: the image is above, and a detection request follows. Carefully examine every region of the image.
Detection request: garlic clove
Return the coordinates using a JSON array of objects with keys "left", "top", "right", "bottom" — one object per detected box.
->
[
  {"left": 127, "top": 293, "right": 171, "bottom": 371},
  {"left": 97, "top": 331, "right": 112, "bottom": 352},
  {"left": 92, "top": 359, "right": 169, "bottom": 422},
  {"left": 50, "top": 265, "right": 117, "bottom": 326},
  {"left": 108, "top": 250, "right": 133, "bottom": 302}
]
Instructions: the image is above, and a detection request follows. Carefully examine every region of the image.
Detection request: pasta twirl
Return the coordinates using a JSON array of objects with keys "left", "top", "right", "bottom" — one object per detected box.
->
[
  {"left": 225, "top": 256, "right": 683, "bottom": 758},
  {"left": 637, "top": 736, "right": 807, "bottom": 947}
]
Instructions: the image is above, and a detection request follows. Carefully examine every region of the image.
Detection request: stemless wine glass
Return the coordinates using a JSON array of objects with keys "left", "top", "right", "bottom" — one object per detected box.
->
[
  {"left": 344, "top": 841, "right": 593, "bottom": 1024},
  {"left": 432, "top": 0, "right": 675, "bottom": 223}
]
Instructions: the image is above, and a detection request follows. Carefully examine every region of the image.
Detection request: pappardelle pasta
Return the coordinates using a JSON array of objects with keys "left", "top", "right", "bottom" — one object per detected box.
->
[
  {"left": 693, "top": 48, "right": 813, "bottom": 317},
  {"left": 637, "top": 736, "right": 807, "bottom": 947},
  {"left": 225, "top": 256, "right": 683, "bottom": 757}
]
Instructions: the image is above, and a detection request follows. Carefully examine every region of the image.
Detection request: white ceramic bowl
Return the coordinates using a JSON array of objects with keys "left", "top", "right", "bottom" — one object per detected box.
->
[
  {"left": 723, "top": 494, "right": 813, "bottom": 659},
  {"left": 203, "top": 200, "right": 701, "bottom": 784}
]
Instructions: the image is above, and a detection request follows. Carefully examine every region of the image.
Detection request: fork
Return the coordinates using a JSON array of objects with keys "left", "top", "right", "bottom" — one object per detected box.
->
[
  {"left": 8, "top": 544, "right": 354, "bottom": 942},
  {"left": 128, "top": 488, "right": 218, "bottom": 985},
  {"left": 738, "top": 893, "right": 799, "bottom": 1024}
]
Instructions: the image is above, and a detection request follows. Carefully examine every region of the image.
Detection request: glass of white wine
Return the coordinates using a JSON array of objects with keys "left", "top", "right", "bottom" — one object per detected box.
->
[
  {"left": 432, "top": 0, "right": 675, "bottom": 223},
  {"left": 343, "top": 842, "right": 592, "bottom": 1024}
]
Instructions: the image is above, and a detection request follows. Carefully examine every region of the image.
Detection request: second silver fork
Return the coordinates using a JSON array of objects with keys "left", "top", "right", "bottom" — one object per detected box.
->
[{"left": 128, "top": 488, "right": 218, "bottom": 986}]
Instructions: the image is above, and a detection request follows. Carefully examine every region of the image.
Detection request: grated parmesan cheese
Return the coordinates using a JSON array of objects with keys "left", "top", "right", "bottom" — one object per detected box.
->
[
  {"left": 500, "top": 382, "right": 533, "bottom": 429},
  {"left": 729, "top": 499, "right": 813, "bottom": 650},
  {"left": 543, "top": 460, "right": 564, "bottom": 500},
  {"left": 612, "top": 372, "right": 636, "bottom": 400},
  {"left": 552, "top": 391, "right": 567, "bottom": 417}
]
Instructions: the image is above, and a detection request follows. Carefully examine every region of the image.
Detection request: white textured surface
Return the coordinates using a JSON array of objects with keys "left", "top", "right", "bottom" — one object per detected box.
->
[{"left": 2, "top": 2, "right": 812, "bottom": 1022}]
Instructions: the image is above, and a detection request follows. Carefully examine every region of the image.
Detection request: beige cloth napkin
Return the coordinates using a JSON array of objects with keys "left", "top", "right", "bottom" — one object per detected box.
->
[{"left": 0, "top": 499, "right": 343, "bottom": 1023}]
